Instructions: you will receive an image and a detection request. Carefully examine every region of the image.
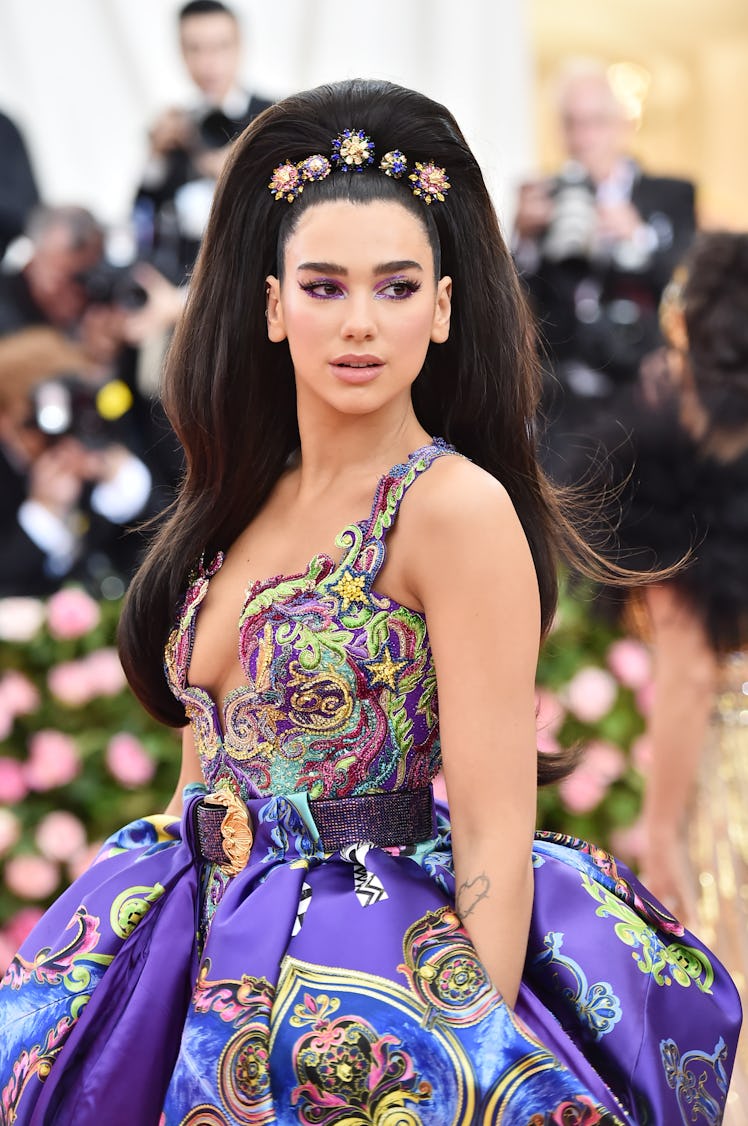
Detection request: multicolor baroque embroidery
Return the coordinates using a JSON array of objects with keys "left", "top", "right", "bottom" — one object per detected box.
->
[
  {"left": 660, "top": 1036, "right": 729, "bottom": 1125},
  {"left": 289, "top": 991, "right": 432, "bottom": 1124},
  {"left": 533, "top": 932, "right": 623, "bottom": 1042},
  {"left": 164, "top": 443, "right": 452, "bottom": 802},
  {"left": 580, "top": 873, "right": 715, "bottom": 991},
  {"left": 191, "top": 961, "right": 276, "bottom": 1123},
  {"left": 1, "top": 1016, "right": 74, "bottom": 1122},
  {"left": 527, "top": 1094, "right": 616, "bottom": 1125},
  {"left": 1, "top": 908, "right": 114, "bottom": 1120},
  {"left": 398, "top": 906, "right": 501, "bottom": 1028},
  {"left": 535, "top": 831, "right": 684, "bottom": 937},
  {"left": 98, "top": 814, "right": 181, "bottom": 860},
  {"left": 2, "top": 906, "right": 110, "bottom": 998},
  {"left": 110, "top": 883, "right": 165, "bottom": 940}
]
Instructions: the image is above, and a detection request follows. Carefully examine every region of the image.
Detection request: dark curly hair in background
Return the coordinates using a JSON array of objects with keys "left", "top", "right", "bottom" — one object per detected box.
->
[{"left": 681, "top": 231, "right": 748, "bottom": 430}]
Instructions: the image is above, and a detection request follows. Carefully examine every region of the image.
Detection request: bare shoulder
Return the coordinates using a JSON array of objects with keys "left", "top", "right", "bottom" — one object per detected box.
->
[
  {"left": 398, "top": 453, "right": 539, "bottom": 610},
  {"left": 402, "top": 453, "right": 525, "bottom": 548}
]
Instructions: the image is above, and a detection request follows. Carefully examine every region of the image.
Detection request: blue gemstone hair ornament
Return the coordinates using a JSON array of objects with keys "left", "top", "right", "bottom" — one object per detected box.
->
[
  {"left": 331, "top": 129, "right": 376, "bottom": 171},
  {"left": 268, "top": 130, "right": 450, "bottom": 205},
  {"left": 379, "top": 150, "right": 408, "bottom": 179}
]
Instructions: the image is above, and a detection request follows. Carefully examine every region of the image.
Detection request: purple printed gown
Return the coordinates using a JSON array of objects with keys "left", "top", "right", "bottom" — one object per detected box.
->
[{"left": 0, "top": 441, "right": 741, "bottom": 1124}]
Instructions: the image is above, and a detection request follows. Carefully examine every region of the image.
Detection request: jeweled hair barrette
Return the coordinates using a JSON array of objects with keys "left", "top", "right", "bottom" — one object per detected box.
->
[{"left": 268, "top": 130, "right": 450, "bottom": 205}]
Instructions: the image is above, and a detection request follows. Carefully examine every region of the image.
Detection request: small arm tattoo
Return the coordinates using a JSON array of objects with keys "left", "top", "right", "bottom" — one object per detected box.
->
[{"left": 455, "top": 872, "right": 490, "bottom": 919}]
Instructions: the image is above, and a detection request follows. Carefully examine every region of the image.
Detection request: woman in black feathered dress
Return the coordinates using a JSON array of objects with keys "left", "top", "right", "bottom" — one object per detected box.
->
[{"left": 604, "top": 230, "right": 748, "bottom": 1123}]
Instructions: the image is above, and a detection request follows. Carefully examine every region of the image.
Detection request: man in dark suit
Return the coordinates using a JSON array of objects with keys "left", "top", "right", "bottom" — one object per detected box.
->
[
  {"left": 513, "top": 62, "right": 696, "bottom": 480},
  {"left": 0, "top": 110, "right": 39, "bottom": 262},
  {"left": 133, "top": 0, "right": 272, "bottom": 281}
]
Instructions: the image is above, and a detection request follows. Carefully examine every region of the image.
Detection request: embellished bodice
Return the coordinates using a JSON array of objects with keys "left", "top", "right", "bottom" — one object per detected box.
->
[{"left": 164, "top": 440, "right": 456, "bottom": 802}]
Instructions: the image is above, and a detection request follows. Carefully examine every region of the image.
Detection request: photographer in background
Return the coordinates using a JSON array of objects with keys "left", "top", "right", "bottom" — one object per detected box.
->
[
  {"left": 133, "top": 0, "right": 272, "bottom": 281},
  {"left": 0, "top": 206, "right": 106, "bottom": 341},
  {"left": 0, "top": 204, "right": 184, "bottom": 506},
  {"left": 514, "top": 60, "right": 696, "bottom": 481},
  {"left": 0, "top": 328, "right": 157, "bottom": 598}
]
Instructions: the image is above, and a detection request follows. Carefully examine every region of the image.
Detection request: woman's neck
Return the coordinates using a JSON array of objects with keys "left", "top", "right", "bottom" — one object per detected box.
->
[{"left": 293, "top": 396, "right": 430, "bottom": 491}]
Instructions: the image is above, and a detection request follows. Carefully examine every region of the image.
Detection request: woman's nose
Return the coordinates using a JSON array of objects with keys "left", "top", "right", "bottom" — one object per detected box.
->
[{"left": 340, "top": 294, "right": 376, "bottom": 341}]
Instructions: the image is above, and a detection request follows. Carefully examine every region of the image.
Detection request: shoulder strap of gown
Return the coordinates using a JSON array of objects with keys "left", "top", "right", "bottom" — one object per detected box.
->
[{"left": 364, "top": 437, "right": 458, "bottom": 545}]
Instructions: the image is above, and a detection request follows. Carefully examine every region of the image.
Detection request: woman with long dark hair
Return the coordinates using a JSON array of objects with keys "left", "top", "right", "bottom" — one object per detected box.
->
[{"left": 0, "top": 79, "right": 739, "bottom": 1124}]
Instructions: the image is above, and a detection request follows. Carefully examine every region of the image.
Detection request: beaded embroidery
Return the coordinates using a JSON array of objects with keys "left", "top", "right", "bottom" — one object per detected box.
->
[{"left": 164, "top": 441, "right": 456, "bottom": 802}]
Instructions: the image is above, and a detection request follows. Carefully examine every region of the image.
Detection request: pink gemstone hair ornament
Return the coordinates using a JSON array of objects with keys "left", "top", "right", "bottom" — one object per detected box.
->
[
  {"left": 268, "top": 131, "right": 449, "bottom": 205},
  {"left": 409, "top": 162, "right": 451, "bottom": 205}
]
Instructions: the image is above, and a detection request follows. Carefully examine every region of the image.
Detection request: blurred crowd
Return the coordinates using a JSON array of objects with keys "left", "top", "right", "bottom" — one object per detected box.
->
[
  {"left": 0, "top": 0, "right": 270, "bottom": 600},
  {"left": 1, "top": 12, "right": 701, "bottom": 599}
]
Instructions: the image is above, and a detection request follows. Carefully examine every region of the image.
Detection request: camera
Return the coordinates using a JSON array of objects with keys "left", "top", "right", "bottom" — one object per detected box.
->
[
  {"left": 542, "top": 162, "right": 597, "bottom": 264},
  {"left": 26, "top": 376, "right": 133, "bottom": 449},
  {"left": 75, "top": 262, "right": 148, "bottom": 310}
]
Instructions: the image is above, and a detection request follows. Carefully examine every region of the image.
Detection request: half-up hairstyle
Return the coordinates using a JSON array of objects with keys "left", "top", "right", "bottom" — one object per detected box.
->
[{"left": 119, "top": 78, "right": 616, "bottom": 782}]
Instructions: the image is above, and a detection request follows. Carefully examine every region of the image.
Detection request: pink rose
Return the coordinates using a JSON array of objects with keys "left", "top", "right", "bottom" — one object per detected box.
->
[
  {"left": 106, "top": 733, "right": 155, "bottom": 788},
  {"left": 607, "top": 639, "right": 652, "bottom": 690},
  {"left": 558, "top": 769, "right": 606, "bottom": 814},
  {"left": 0, "top": 906, "right": 45, "bottom": 968},
  {"left": 557, "top": 741, "right": 624, "bottom": 814},
  {"left": 4, "top": 906, "right": 43, "bottom": 948},
  {"left": 0, "top": 757, "right": 29, "bottom": 803},
  {"left": 0, "top": 809, "right": 21, "bottom": 855},
  {"left": 536, "top": 688, "right": 565, "bottom": 737},
  {"left": 35, "top": 811, "right": 87, "bottom": 862},
  {"left": 0, "top": 598, "right": 45, "bottom": 642},
  {"left": 583, "top": 740, "right": 626, "bottom": 784},
  {"left": 3, "top": 855, "right": 60, "bottom": 901},
  {"left": 47, "top": 660, "right": 94, "bottom": 707},
  {"left": 565, "top": 666, "right": 618, "bottom": 723},
  {"left": 25, "top": 730, "right": 80, "bottom": 791},
  {"left": 610, "top": 820, "right": 645, "bottom": 865},
  {"left": 83, "top": 649, "right": 126, "bottom": 698},
  {"left": 0, "top": 934, "right": 16, "bottom": 975},
  {"left": 67, "top": 840, "right": 104, "bottom": 882},
  {"left": 537, "top": 729, "right": 561, "bottom": 756},
  {"left": 0, "top": 671, "right": 40, "bottom": 718},
  {"left": 46, "top": 587, "right": 101, "bottom": 640}
]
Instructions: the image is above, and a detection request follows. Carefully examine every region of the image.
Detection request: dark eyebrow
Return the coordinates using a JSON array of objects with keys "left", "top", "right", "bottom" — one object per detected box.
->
[{"left": 297, "top": 259, "right": 424, "bottom": 275}]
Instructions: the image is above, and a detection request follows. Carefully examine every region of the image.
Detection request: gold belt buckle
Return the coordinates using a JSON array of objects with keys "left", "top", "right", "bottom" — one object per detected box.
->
[{"left": 204, "top": 788, "right": 253, "bottom": 876}]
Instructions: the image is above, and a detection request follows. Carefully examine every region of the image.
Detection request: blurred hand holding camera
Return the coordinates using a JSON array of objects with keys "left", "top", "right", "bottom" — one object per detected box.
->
[
  {"left": 148, "top": 108, "right": 194, "bottom": 157},
  {"left": 121, "top": 263, "right": 185, "bottom": 345},
  {"left": 27, "top": 438, "right": 87, "bottom": 520},
  {"left": 595, "top": 200, "right": 643, "bottom": 243},
  {"left": 514, "top": 180, "right": 556, "bottom": 239}
]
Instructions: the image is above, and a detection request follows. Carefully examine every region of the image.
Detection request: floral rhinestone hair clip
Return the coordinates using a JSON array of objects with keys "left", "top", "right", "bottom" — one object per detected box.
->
[{"left": 268, "top": 130, "right": 450, "bottom": 206}]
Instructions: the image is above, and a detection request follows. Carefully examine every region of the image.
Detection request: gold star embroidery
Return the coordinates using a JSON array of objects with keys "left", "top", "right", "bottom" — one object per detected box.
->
[
  {"left": 366, "top": 649, "right": 408, "bottom": 690},
  {"left": 332, "top": 572, "right": 367, "bottom": 610}
]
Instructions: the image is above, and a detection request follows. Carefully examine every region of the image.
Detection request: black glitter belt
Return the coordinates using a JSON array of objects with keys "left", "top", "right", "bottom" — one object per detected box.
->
[{"left": 193, "top": 786, "right": 435, "bottom": 875}]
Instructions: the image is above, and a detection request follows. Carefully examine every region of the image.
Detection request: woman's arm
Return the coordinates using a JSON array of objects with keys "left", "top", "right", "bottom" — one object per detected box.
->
[
  {"left": 405, "top": 459, "right": 540, "bottom": 1006},
  {"left": 638, "top": 583, "right": 717, "bottom": 921},
  {"left": 163, "top": 725, "right": 204, "bottom": 816}
]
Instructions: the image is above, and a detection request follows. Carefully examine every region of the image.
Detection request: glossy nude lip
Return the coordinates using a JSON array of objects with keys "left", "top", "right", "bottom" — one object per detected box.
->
[{"left": 329, "top": 353, "right": 385, "bottom": 384}]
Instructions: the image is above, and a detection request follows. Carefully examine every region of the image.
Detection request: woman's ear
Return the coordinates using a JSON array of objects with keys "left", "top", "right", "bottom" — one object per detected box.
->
[
  {"left": 265, "top": 276, "right": 286, "bottom": 342},
  {"left": 431, "top": 276, "right": 452, "bottom": 344}
]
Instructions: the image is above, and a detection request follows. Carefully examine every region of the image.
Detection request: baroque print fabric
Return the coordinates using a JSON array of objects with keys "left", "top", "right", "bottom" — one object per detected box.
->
[{"left": 0, "top": 441, "right": 741, "bottom": 1124}]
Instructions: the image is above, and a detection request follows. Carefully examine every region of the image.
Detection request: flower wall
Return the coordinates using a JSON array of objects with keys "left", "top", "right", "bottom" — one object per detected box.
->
[{"left": 0, "top": 582, "right": 651, "bottom": 966}]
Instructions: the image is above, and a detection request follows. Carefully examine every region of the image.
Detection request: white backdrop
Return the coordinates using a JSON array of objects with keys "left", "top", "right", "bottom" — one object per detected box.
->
[{"left": 0, "top": 0, "right": 534, "bottom": 231}]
